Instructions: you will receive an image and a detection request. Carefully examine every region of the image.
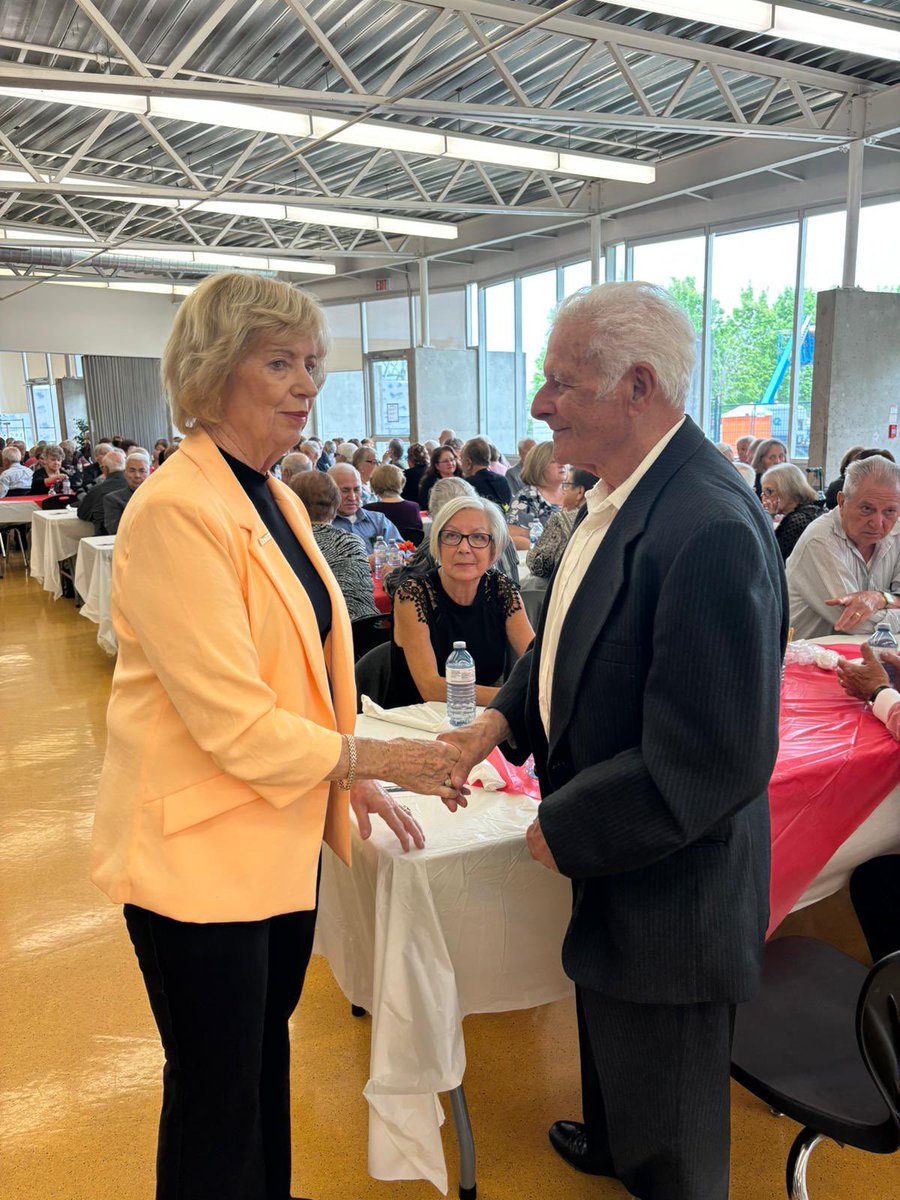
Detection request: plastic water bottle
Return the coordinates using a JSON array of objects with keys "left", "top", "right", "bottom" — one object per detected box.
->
[
  {"left": 446, "top": 641, "right": 476, "bottom": 728},
  {"left": 868, "top": 623, "right": 898, "bottom": 687},
  {"left": 386, "top": 538, "right": 402, "bottom": 574},
  {"left": 529, "top": 518, "right": 543, "bottom": 548},
  {"left": 373, "top": 535, "right": 387, "bottom": 580}
]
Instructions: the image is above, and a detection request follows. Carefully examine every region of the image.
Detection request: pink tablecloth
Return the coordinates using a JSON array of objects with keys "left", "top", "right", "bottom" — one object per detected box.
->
[{"left": 767, "top": 645, "right": 900, "bottom": 932}]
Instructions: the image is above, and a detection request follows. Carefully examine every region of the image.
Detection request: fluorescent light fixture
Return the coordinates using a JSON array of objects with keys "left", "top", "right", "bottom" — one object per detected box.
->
[
  {"left": 0, "top": 226, "right": 92, "bottom": 244},
  {"left": 285, "top": 203, "right": 375, "bottom": 231},
  {"left": 195, "top": 198, "right": 286, "bottom": 220},
  {"left": 148, "top": 97, "right": 310, "bottom": 137},
  {"left": 112, "top": 194, "right": 181, "bottom": 209},
  {"left": 310, "top": 114, "right": 448, "bottom": 156},
  {"left": 52, "top": 278, "right": 194, "bottom": 295},
  {"left": 772, "top": 7, "right": 900, "bottom": 61},
  {"left": 264, "top": 256, "right": 335, "bottom": 274},
  {"left": 445, "top": 135, "right": 559, "bottom": 171},
  {"left": 103, "top": 245, "right": 335, "bottom": 275},
  {"left": 558, "top": 152, "right": 656, "bottom": 185},
  {"left": 630, "top": 2, "right": 772, "bottom": 29}
]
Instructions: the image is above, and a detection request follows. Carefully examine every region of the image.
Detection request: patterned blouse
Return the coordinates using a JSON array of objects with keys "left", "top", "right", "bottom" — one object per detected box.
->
[
  {"left": 525, "top": 509, "right": 578, "bottom": 578},
  {"left": 506, "top": 485, "right": 562, "bottom": 530},
  {"left": 385, "top": 568, "right": 523, "bottom": 707},
  {"left": 311, "top": 524, "right": 379, "bottom": 622}
]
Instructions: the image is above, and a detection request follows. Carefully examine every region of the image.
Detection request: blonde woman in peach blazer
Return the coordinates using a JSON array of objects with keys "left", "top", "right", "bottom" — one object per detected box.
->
[{"left": 91, "top": 273, "right": 463, "bottom": 1200}]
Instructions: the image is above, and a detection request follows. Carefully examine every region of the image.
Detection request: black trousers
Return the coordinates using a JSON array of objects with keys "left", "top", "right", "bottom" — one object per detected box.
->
[
  {"left": 849, "top": 854, "right": 900, "bottom": 962},
  {"left": 577, "top": 985, "right": 735, "bottom": 1200},
  {"left": 124, "top": 902, "right": 317, "bottom": 1200}
]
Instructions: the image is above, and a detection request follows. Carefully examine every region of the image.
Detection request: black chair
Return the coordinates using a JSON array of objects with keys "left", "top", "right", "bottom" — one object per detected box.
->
[
  {"left": 354, "top": 642, "right": 391, "bottom": 709},
  {"left": 351, "top": 613, "right": 392, "bottom": 663},
  {"left": 396, "top": 526, "right": 425, "bottom": 547},
  {"left": 5, "top": 487, "right": 32, "bottom": 497},
  {"left": 731, "top": 937, "right": 900, "bottom": 1199}
]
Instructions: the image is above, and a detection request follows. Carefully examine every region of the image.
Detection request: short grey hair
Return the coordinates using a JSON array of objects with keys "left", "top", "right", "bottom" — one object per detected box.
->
[
  {"left": 42, "top": 442, "right": 64, "bottom": 460},
  {"left": 126, "top": 451, "right": 151, "bottom": 466},
  {"left": 733, "top": 462, "right": 755, "bottom": 486},
  {"left": 328, "top": 462, "right": 361, "bottom": 485},
  {"left": 2, "top": 446, "right": 22, "bottom": 465},
  {"left": 104, "top": 449, "right": 127, "bottom": 472},
  {"left": 429, "top": 495, "right": 508, "bottom": 566},
  {"left": 428, "top": 476, "right": 476, "bottom": 516},
  {"left": 761, "top": 463, "right": 818, "bottom": 507},
  {"left": 842, "top": 455, "right": 900, "bottom": 499},
  {"left": 281, "top": 452, "right": 311, "bottom": 481},
  {"left": 94, "top": 441, "right": 113, "bottom": 462},
  {"left": 555, "top": 281, "right": 696, "bottom": 409}
]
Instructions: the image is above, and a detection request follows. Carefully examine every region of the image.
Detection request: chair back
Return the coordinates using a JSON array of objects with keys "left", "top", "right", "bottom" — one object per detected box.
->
[
  {"left": 4, "top": 488, "right": 32, "bottom": 498},
  {"left": 857, "top": 949, "right": 900, "bottom": 1139},
  {"left": 354, "top": 642, "right": 392, "bottom": 710},
  {"left": 396, "top": 526, "right": 424, "bottom": 547},
  {"left": 351, "top": 613, "right": 392, "bottom": 663}
]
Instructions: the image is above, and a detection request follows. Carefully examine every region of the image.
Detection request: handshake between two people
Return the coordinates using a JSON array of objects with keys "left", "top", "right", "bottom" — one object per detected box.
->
[{"left": 338, "top": 709, "right": 559, "bottom": 872}]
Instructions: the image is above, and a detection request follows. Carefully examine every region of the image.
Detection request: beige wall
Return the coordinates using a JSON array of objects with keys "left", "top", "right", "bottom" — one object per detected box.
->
[{"left": 0, "top": 351, "right": 27, "bottom": 412}]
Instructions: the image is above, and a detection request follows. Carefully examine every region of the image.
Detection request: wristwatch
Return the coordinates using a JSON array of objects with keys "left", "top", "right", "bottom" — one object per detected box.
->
[{"left": 882, "top": 591, "right": 894, "bottom": 609}]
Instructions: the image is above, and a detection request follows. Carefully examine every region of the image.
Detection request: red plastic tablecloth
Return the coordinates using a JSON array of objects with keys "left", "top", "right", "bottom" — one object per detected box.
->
[
  {"left": 767, "top": 645, "right": 900, "bottom": 933},
  {"left": 372, "top": 574, "right": 391, "bottom": 615}
]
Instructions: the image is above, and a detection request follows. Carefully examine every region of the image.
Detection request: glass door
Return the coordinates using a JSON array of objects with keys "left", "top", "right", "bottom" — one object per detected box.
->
[{"left": 366, "top": 351, "right": 411, "bottom": 452}]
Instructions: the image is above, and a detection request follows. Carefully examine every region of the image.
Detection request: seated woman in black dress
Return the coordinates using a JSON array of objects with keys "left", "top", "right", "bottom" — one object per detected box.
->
[
  {"left": 760, "top": 462, "right": 823, "bottom": 561},
  {"left": 385, "top": 496, "right": 534, "bottom": 708}
]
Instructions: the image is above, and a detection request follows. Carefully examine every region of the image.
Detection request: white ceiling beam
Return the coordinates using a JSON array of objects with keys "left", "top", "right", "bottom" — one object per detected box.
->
[
  {"left": 280, "top": 0, "right": 366, "bottom": 94},
  {"left": 135, "top": 114, "right": 205, "bottom": 189},
  {"left": 160, "top": 0, "right": 246, "bottom": 79},
  {"left": 459, "top": 12, "right": 531, "bottom": 106},
  {"left": 379, "top": 8, "right": 451, "bottom": 95},
  {"left": 605, "top": 42, "right": 657, "bottom": 118},
  {"left": 71, "top": 0, "right": 152, "bottom": 79}
]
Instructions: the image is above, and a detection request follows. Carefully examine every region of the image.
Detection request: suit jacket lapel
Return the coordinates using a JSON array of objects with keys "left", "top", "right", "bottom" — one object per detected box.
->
[
  {"left": 180, "top": 430, "right": 344, "bottom": 723},
  {"left": 542, "top": 417, "right": 706, "bottom": 756}
]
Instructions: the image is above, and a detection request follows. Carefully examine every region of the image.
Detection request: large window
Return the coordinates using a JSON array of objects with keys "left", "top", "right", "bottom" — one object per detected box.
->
[
  {"left": 631, "top": 237, "right": 706, "bottom": 423},
  {"left": 562, "top": 259, "right": 592, "bottom": 298},
  {"left": 794, "top": 211, "right": 844, "bottom": 458},
  {"left": 707, "top": 222, "right": 799, "bottom": 451},
  {"left": 483, "top": 281, "right": 517, "bottom": 453},
  {"left": 366, "top": 295, "right": 411, "bottom": 352}
]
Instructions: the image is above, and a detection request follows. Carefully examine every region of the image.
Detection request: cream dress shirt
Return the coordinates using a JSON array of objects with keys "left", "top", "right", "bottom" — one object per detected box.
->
[{"left": 539, "top": 417, "right": 685, "bottom": 735}]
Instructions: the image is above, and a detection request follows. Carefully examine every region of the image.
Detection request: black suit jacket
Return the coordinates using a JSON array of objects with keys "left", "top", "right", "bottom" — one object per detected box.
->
[
  {"left": 469, "top": 468, "right": 512, "bottom": 509},
  {"left": 490, "top": 418, "right": 788, "bottom": 1005},
  {"left": 77, "top": 471, "right": 128, "bottom": 534}
]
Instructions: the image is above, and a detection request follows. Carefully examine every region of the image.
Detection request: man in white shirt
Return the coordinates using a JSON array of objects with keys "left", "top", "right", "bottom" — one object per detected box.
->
[
  {"left": 439, "top": 282, "right": 786, "bottom": 1200},
  {"left": 0, "top": 446, "right": 33, "bottom": 497},
  {"left": 786, "top": 455, "right": 900, "bottom": 639}
]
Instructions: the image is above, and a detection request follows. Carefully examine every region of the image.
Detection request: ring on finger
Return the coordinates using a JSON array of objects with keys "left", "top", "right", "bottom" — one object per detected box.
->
[{"left": 443, "top": 777, "right": 452, "bottom": 788}]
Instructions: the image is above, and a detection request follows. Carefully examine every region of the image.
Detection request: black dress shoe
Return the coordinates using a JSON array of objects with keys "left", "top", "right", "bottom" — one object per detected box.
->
[{"left": 548, "top": 1120, "right": 614, "bottom": 1177}]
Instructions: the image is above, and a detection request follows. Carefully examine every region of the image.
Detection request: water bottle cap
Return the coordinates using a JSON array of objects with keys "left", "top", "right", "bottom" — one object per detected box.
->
[{"left": 452, "top": 641, "right": 466, "bottom": 649}]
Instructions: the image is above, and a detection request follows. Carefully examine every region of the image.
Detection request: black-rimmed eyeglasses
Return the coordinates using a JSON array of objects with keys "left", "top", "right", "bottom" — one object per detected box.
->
[{"left": 438, "top": 530, "right": 493, "bottom": 549}]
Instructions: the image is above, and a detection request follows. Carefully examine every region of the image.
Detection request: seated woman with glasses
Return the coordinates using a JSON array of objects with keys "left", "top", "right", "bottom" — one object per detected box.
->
[
  {"left": 383, "top": 496, "right": 534, "bottom": 708},
  {"left": 760, "top": 462, "right": 823, "bottom": 561},
  {"left": 526, "top": 466, "right": 600, "bottom": 579}
]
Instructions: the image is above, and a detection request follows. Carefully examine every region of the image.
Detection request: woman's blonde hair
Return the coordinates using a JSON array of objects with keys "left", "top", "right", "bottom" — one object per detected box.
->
[
  {"left": 162, "top": 272, "right": 330, "bottom": 430},
  {"left": 370, "top": 463, "right": 405, "bottom": 497},
  {"left": 520, "top": 440, "right": 556, "bottom": 488}
]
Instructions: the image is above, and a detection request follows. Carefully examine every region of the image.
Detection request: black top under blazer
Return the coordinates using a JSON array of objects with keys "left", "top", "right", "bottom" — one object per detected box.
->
[{"left": 490, "top": 417, "right": 789, "bottom": 1006}]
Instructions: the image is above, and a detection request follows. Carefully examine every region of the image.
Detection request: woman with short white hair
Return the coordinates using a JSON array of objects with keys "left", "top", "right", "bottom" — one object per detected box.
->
[
  {"left": 760, "top": 463, "right": 822, "bottom": 561},
  {"left": 384, "top": 495, "right": 534, "bottom": 707}
]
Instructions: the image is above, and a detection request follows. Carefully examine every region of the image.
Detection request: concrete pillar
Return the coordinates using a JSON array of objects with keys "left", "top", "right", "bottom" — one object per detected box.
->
[{"left": 417, "top": 257, "right": 431, "bottom": 347}]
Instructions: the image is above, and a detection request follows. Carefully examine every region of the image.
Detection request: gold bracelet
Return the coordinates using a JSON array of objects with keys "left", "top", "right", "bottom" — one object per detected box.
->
[{"left": 337, "top": 734, "right": 357, "bottom": 791}]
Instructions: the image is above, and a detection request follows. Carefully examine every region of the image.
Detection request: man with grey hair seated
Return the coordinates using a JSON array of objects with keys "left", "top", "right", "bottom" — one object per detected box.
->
[
  {"left": 787, "top": 454, "right": 900, "bottom": 638},
  {"left": 279, "top": 452, "right": 311, "bottom": 486},
  {"left": 439, "top": 281, "right": 786, "bottom": 1200},
  {"left": 81, "top": 441, "right": 114, "bottom": 489},
  {"left": 77, "top": 448, "right": 128, "bottom": 535},
  {"left": 104, "top": 451, "right": 151, "bottom": 534},
  {"left": 0, "top": 445, "right": 33, "bottom": 497}
]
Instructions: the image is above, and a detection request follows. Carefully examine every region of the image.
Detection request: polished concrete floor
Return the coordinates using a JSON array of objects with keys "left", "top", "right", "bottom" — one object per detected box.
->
[{"left": 2, "top": 558, "right": 897, "bottom": 1200}]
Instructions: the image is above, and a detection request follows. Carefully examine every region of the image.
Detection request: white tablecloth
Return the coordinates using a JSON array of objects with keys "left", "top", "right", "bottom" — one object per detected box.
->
[
  {"left": 0, "top": 498, "right": 42, "bottom": 528},
  {"left": 74, "top": 535, "right": 117, "bottom": 655},
  {"left": 315, "top": 709, "right": 572, "bottom": 1194},
  {"left": 30, "top": 509, "right": 94, "bottom": 599}
]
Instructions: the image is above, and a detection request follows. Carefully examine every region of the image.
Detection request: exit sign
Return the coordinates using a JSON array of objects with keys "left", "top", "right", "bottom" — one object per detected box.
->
[{"left": 374, "top": 277, "right": 390, "bottom": 293}]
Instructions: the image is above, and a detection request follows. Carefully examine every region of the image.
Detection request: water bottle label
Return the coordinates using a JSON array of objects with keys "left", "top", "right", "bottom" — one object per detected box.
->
[{"left": 446, "top": 666, "right": 475, "bottom": 685}]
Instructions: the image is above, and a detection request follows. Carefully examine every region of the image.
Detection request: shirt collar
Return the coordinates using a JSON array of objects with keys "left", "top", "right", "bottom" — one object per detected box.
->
[{"left": 584, "top": 416, "right": 686, "bottom": 516}]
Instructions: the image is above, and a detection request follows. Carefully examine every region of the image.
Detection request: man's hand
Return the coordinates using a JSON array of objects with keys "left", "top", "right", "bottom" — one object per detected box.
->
[
  {"left": 825, "top": 590, "right": 887, "bottom": 632},
  {"left": 836, "top": 642, "right": 893, "bottom": 702},
  {"left": 526, "top": 816, "right": 559, "bottom": 872},
  {"left": 437, "top": 709, "right": 511, "bottom": 810},
  {"left": 350, "top": 780, "right": 425, "bottom": 852}
]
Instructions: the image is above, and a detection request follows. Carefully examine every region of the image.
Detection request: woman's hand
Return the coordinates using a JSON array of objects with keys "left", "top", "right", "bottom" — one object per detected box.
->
[
  {"left": 383, "top": 737, "right": 469, "bottom": 803},
  {"left": 836, "top": 642, "right": 891, "bottom": 701},
  {"left": 350, "top": 780, "right": 425, "bottom": 851}
]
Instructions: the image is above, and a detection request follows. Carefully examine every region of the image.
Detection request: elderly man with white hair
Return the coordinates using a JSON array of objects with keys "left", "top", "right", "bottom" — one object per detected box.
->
[
  {"left": 279, "top": 451, "right": 312, "bottom": 486},
  {"left": 77, "top": 448, "right": 129, "bottom": 534},
  {"left": 0, "top": 445, "right": 33, "bottom": 497},
  {"left": 328, "top": 462, "right": 400, "bottom": 552},
  {"left": 439, "top": 281, "right": 787, "bottom": 1200},
  {"left": 103, "top": 451, "right": 151, "bottom": 534},
  {"left": 786, "top": 454, "right": 900, "bottom": 638}
]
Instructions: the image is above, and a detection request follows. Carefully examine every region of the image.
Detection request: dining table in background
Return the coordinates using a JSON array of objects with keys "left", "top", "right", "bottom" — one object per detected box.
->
[
  {"left": 29, "top": 507, "right": 94, "bottom": 599},
  {"left": 74, "top": 535, "right": 117, "bottom": 655}
]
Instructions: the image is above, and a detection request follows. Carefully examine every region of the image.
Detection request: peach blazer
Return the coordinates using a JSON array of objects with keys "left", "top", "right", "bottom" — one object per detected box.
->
[{"left": 90, "top": 428, "right": 356, "bottom": 922}]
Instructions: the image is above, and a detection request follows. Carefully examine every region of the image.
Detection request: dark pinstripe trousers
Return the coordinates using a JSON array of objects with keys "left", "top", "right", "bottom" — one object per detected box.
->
[{"left": 577, "top": 987, "right": 735, "bottom": 1200}]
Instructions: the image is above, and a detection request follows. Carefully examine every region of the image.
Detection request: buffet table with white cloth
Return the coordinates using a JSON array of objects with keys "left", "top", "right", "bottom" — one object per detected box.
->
[
  {"left": 315, "top": 702, "right": 572, "bottom": 1196},
  {"left": 30, "top": 508, "right": 94, "bottom": 599},
  {"left": 74, "top": 535, "right": 117, "bottom": 655}
]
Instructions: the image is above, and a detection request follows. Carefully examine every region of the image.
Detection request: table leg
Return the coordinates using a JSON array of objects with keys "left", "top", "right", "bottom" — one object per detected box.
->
[{"left": 448, "top": 1084, "right": 476, "bottom": 1200}]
